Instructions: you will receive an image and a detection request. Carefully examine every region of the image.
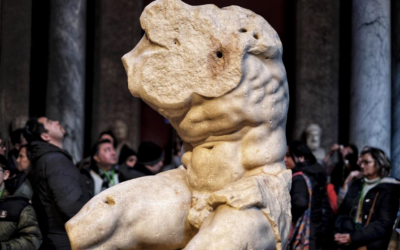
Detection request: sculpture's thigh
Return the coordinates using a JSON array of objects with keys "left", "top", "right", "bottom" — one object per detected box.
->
[
  {"left": 66, "top": 168, "right": 194, "bottom": 250},
  {"left": 184, "top": 205, "right": 276, "bottom": 250}
]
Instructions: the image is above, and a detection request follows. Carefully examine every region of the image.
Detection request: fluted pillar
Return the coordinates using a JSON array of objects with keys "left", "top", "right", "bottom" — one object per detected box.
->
[
  {"left": 46, "top": 1, "right": 87, "bottom": 162},
  {"left": 391, "top": 0, "right": 400, "bottom": 179},
  {"left": 350, "top": 0, "right": 391, "bottom": 156}
]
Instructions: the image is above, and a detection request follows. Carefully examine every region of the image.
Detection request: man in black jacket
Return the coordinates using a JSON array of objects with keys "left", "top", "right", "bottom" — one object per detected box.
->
[{"left": 24, "top": 117, "right": 90, "bottom": 250}]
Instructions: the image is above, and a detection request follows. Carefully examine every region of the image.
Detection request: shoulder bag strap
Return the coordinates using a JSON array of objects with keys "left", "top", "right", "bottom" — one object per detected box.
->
[{"left": 365, "top": 192, "right": 380, "bottom": 226}]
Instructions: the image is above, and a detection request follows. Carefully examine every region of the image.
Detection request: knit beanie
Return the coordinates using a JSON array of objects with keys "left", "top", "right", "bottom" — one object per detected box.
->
[{"left": 138, "top": 141, "right": 164, "bottom": 166}]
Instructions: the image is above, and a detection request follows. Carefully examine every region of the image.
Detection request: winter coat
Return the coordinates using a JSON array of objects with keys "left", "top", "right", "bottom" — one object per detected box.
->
[
  {"left": 28, "top": 141, "right": 91, "bottom": 250},
  {"left": 0, "top": 174, "right": 42, "bottom": 250},
  {"left": 80, "top": 163, "right": 130, "bottom": 197},
  {"left": 132, "top": 163, "right": 155, "bottom": 176},
  {"left": 290, "top": 162, "right": 331, "bottom": 250},
  {"left": 335, "top": 178, "right": 400, "bottom": 250},
  {"left": 118, "top": 162, "right": 147, "bottom": 180}
]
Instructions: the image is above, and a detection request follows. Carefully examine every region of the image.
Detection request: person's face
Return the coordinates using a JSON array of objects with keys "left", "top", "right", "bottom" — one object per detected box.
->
[
  {"left": 284, "top": 147, "right": 296, "bottom": 170},
  {"left": 360, "top": 153, "right": 378, "bottom": 180},
  {"left": 99, "top": 134, "right": 114, "bottom": 146},
  {"left": 38, "top": 117, "right": 65, "bottom": 142},
  {"left": 0, "top": 167, "right": 10, "bottom": 187},
  {"left": 149, "top": 160, "right": 164, "bottom": 174},
  {"left": 306, "top": 131, "right": 320, "bottom": 151},
  {"left": 125, "top": 155, "right": 137, "bottom": 167},
  {"left": 96, "top": 143, "right": 118, "bottom": 166},
  {"left": 17, "top": 147, "right": 30, "bottom": 174}
]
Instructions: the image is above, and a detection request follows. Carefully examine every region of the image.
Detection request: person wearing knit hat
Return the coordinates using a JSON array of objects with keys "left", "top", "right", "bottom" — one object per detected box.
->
[{"left": 134, "top": 141, "right": 164, "bottom": 176}]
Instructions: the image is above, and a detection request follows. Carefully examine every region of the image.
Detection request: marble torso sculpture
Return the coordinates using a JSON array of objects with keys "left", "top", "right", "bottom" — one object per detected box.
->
[
  {"left": 66, "top": 0, "right": 291, "bottom": 249},
  {"left": 305, "top": 124, "right": 326, "bottom": 162}
]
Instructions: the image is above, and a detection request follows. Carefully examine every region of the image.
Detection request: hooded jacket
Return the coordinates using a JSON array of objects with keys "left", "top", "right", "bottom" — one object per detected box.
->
[
  {"left": 291, "top": 161, "right": 331, "bottom": 250},
  {"left": 29, "top": 141, "right": 90, "bottom": 250},
  {"left": 336, "top": 177, "right": 400, "bottom": 250},
  {"left": 0, "top": 174, "right": 42, "bottom": 250}
]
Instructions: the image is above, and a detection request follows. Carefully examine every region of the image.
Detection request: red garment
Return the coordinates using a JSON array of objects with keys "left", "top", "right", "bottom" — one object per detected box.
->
[{"left": 326, "top": 183, "right": 338, "bottom": 214}]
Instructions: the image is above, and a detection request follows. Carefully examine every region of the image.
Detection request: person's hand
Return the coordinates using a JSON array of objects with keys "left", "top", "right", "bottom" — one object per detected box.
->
[
  {"left": 342, "top": 170, "right": 362, "bottom": 191},
  {"left": 330, "top": 144, "right": 340, "bottom": 152},
  {"left": 334, "top": 233, "right": 351, "bottom": 245},
  {"left": 324, "top": 143, "right": 340, "bottom": 164}
]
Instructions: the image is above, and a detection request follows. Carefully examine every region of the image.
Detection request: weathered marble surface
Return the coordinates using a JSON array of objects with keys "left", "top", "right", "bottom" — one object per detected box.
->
[
  {"left": 294, "top": 0, "right": 340, "bottom": 151},
  {"left": 392, "top": 0, "right": 400, "bottom": 179},
  {"left": 305, "top": 124, "right": 326, "bottom": 162},
  {"left": 67, "top": 0, "right": 291, "bottom": 249},
  {"left": 0, "top": 0, "right": 31, "bottom": 136},
  {"left": 46, "top": 0, "right": 87, "bottom": 162},
  {"left": 350, "top": 0, "right": 391, "bottom": 156}
]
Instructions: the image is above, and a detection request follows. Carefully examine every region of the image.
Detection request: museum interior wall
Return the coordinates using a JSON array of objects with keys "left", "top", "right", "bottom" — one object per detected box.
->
[{"left": 0, "top": 0, "right": 399, "bottom": 176}]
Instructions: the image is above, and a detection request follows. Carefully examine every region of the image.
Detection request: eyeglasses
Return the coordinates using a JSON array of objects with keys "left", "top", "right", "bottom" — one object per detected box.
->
[{"left": 360, "top": 160, "right": 374, "bottom": 166}]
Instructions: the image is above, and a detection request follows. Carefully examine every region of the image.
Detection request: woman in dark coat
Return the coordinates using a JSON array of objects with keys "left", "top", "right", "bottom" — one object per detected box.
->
[
  {"left": 334, "top": 147, "right": 400, "bottom": 249},
  {"left": 285, "top": 140, "right": 331, "bottom": 250}
]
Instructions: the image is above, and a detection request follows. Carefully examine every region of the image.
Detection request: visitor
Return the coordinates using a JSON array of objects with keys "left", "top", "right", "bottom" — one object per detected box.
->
[
  {"left": 81, "top": 139, "right": 124, "bottom": 196},
  {"left": 16, "top": 145, "right": 31, "bottom": 175},
  {"left": 24, "top": 117, "right": 90, "bottom": 250},
  {"left": 76, "top": 130, "right": 117, "bottom": 170},
  {"left": 285, "top": 140, "right": 331, "bottom": 250},
  {"left": 334, "top": 147, "right": 400, "bottom": 249},
  {"left": 0, "top": 155, "right": 42, "bottom": 250},
  {"left": 134, "top": 141, "right": 164, "bottom": 176},
  {"left": 324, "top": 143, "right": 359, "bottom": 193},
  {"left": 118, "top": 144, "right": 143, "bottom": 180}
]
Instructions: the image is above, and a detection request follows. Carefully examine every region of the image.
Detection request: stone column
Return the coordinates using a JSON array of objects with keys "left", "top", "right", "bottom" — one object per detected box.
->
[
  {"left": 350, "top": 0, "right": 391, "bottom": 156},
  {"left": 293, "top": 0, "right": 340, "bottom": 151},
  {"left": 91, "top": 0, "right": 142, "bottom": 151},
  {"left": 46, "top": 1, "right": 87, "bottom": 162},
  {"left": 391, "top": 0, "right": 400, "bottom": 179},
  {"left": 0, "top": 0, "right": 32, "bottom": 136}
]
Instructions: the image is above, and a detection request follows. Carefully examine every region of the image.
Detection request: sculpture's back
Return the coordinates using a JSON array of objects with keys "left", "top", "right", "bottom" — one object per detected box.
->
[{"left": 66, "top": 0, "right": 291, "bottom": 249}]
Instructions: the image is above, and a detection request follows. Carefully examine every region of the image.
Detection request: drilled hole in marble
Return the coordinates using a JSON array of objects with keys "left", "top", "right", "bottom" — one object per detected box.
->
[
  {"left": 253, "top": 34, "right": 259, "bottom": 40},
  {"left": 216, "top": 52, "right": 223, "bottom": 58},
  {"left": 105, "top": 196, "right": 116, "bottom": 206},
  {"left": 239, "top": 28, "right": 247, "bottom": 33}
]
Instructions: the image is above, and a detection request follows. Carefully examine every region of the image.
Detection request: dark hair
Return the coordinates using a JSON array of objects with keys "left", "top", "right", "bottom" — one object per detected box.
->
[
  {"left": 24, "top": 117, "right": 48, "bottom": 143},
  {"left": 10, "top": 128, "right": 24, "bottom": 146},
  {"left": 360, "top": 147, "right": 391, "bottom": 178},
  {"left": 344, "top": 153, "right": 360, "bottom": 171},
  {"left": 118, "top": 145, "right": 136, "bottom": 165},
  {"left": 287, "top": 140, "right": 316, "bottom": 165},
  {"left": 19, "top": 145, "right": 31, "bottom": 162},
  {"left": 98, "top": 130, "right": 117, "bottom": 149},
  {"left": 344, "top": 143, "right": 358, "bottom": 157},
  {"left": 90, "top": 139, "right": 113, "bottom": 165}
]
